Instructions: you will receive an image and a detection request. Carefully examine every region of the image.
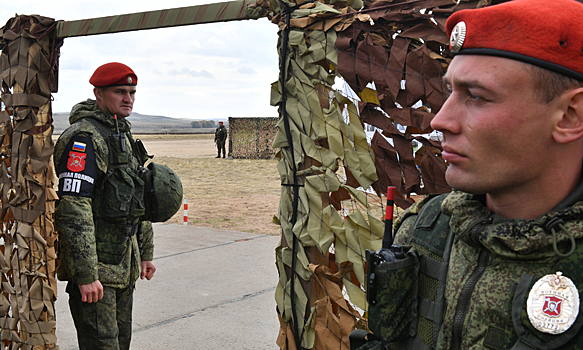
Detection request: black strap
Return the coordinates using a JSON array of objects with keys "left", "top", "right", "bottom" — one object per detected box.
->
[
  {"left": 510, "top": 340, "right": 537, "bottom": 350},
  {"left": 402, "top": 336, "right": 432, "bottom": 350},
  {"left": 349, "top": 329, "right": 383, "bottom": 350},
  {"left": 419, "top": 255, "right": 441, "bottom": 279}
]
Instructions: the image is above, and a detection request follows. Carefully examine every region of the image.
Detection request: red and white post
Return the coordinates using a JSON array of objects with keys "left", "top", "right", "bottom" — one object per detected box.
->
[{"left": 183, "top": 197, "right": 188, "bottom": 226}]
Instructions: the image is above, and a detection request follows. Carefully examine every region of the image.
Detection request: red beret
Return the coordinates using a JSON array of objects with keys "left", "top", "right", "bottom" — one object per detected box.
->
[
  {"left": 446, "top": 0, "right": 583, "bottom": 80},
  {"left": 89, "top": 62, "right": 137, "bottom": 87}
]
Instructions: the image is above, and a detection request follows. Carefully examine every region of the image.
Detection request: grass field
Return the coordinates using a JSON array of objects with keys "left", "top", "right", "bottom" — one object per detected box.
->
[{"left": 138, "top": 134, "right": 282, "bottom": 235}]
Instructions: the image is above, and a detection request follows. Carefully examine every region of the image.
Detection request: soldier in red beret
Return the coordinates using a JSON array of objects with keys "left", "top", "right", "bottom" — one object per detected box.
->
[
  {"left": 54, "top": 62, "right": 156, "bottom": 350},
  {"left": 89, "top": 62, "right": 138, "bottom": 119},
  {"left": 358, "top": 1, "right": 583, "bottom": 349}
]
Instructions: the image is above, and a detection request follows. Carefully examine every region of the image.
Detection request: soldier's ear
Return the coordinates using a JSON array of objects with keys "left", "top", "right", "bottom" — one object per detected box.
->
[
  {"left": 93, "top": 87, "right": 102, "bottom": 101},
  {"left": 552, "top": 87, "right": 583, "bottom": 144}
]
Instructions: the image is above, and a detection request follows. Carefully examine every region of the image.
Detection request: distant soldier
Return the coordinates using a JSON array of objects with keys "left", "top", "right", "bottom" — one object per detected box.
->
[{"left": 214, "top": 121, "right": 228, "bottom": 158}]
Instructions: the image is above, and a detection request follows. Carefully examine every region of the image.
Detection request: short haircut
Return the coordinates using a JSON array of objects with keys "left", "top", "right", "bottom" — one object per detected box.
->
[{"left": 526, "top": 64, "right": 583, "bottom": 104}]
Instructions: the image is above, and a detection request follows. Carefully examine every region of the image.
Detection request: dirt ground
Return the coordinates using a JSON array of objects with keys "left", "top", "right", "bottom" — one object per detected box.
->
[{"left": 138, "top": 134, "right": 282, "bottom": 235}]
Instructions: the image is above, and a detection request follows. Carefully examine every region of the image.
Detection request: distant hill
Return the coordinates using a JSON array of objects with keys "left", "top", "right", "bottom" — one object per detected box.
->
[{"left": 52, "top": 112, "right": 223, "bottom": 134}]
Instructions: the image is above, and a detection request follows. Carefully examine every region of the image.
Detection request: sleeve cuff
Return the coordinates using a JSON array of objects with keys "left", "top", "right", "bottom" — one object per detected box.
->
[{"left": 73, "top": 273, "right": 99, "bottom": 285}]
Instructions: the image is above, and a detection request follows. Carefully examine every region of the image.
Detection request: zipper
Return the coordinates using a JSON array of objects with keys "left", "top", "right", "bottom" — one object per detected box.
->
[{"left": 451, "top": 247, "right": 491, "bottom": 350}]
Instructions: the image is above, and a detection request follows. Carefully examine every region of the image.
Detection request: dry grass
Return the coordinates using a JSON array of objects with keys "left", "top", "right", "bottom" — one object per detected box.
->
[{"left": 139, "top": 134, "right": 282, "bottom": 235}]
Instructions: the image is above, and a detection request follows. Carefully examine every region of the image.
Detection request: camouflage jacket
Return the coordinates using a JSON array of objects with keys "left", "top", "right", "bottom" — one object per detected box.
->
[
  {"left": 53, "top": 99, "right": 154, "bottom": 288},
  {"left": 214, "top": 125, "right": 227, "bottom": 143},
  {"left": 392, "top": 189, "right": 583, "bottom": 350}
]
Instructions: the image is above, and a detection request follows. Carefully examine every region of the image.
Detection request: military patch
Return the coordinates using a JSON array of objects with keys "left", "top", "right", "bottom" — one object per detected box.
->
[
  {"left": 58, "top": 135, "right": 97, "bottom": 197},
  {"left": 526, "top": 272, "right": 579, "bottom": 335},
  {"left": 67, "top": 151, "right": 86, "bottom": 172},
  {"left": 72, "top": 141, "right": 86, "bottom": 152}
]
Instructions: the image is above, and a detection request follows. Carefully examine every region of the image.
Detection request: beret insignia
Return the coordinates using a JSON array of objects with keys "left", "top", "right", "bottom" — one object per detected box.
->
[{"left": 449, "top": 22, "right": 466, "bottom": 52}]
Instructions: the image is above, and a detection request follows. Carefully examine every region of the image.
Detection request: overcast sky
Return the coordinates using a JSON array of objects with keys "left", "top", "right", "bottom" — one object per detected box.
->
[{"left": 1, "top": 1, "right": 280, "bottom": 121}]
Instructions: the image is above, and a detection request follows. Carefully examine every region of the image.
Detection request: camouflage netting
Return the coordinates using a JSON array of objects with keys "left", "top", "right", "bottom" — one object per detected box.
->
[
  {"left": 268, "top": 0, "right": 488, "bottom": 349},
  {"left": 0, "top": 15, "right": 62, "bottom": 350},
  {"left": 229, "top": 117, "right": 278, "bottom": 159}
]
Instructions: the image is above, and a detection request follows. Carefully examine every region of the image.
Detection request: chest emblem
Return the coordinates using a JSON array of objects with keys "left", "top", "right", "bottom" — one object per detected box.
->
[
  {"left": 67, "top": 151, "right": 86, "bottom": 172},
  {"left": 527, "top": 272, "right": 579, "bottom": 334}
]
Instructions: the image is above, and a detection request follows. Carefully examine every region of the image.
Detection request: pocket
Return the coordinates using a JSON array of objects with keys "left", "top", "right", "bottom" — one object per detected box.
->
[
  {"left": 126, "top": 169, "right": 146, "bottom": 217},
  {"left": 96, "top": 240, "right": 128, "bottom": 265},
  {"left": 108, "top": 135, "right": 129, "bottom": 165},
  {"left": 368, "top": 251, "right": 419, "bottom": 343},
  {"left": 93, "top": 168, "right": 145, "bottom": 220}
]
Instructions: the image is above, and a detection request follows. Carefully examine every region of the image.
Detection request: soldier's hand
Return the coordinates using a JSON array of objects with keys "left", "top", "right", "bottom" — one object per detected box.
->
[
  {"left": 141, "top": 260, "right": 156, "bottom": 280},
  {"left": 79, "top": 280, "right": 104, "bottom": 303}
]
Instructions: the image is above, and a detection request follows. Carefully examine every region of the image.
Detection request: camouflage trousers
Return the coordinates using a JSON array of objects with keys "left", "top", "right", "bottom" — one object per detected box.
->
[
  {"left": 67, "top": 282, "right": 134, "bottom": 350},
  {"left": 216, "top": 141, "right": 226, "bottom": 157}
]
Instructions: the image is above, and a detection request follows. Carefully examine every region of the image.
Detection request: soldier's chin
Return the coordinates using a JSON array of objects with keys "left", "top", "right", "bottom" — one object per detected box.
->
[
  {"left": 117, "top": 109, "right": 132, "bottom": 118},
  {"left": 444, "top": 170, "right": 484, "bottom": 195}
]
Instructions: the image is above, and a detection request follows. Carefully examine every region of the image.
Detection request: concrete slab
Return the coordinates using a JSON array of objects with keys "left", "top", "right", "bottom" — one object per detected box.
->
[{"left": 55, "top": 223, "right": 281, "bottom": 350}]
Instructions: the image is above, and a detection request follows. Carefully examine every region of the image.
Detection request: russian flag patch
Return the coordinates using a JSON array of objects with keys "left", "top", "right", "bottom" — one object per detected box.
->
[{"left": 72, "top": 142, "right": 86, "bottom": 152}]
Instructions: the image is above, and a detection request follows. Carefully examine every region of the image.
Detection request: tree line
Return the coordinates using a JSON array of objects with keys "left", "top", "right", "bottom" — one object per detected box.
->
[{"left": 190, "top": 120, "right": 222, "bottom": 128}]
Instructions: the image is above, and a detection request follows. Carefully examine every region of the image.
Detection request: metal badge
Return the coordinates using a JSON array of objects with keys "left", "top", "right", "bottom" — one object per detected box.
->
[
  {"left": 127, "top": 76, "right": 133, "bottom": 84},
  {"left": 450, "top": 21, "right": 467, "bottom": 51},
  {"left": 527, "top": 272, "right": 580, "bottom": 334}
]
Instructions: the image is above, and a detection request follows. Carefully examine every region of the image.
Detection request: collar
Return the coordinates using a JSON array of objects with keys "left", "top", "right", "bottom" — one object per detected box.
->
[{"left": 552, "top": 176, "right": 583, "bottom": 211}]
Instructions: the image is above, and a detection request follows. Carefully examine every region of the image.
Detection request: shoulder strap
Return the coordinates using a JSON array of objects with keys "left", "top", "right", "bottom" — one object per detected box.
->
[
  {"left": 78, "top": 117, "right": 111, "bottom": 138},
  {"left": 408, "top": 194, "right": 451, "bottom": 257},
  {"left": 401, "top": 194, "right": 454, "bottom": 350},
  {"left": 77, "top": 117, "right": 129, "bottom": 197}
]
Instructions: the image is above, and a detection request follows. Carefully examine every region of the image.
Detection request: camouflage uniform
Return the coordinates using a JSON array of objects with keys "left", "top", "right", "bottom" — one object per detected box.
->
[
  {"left": 214, "top": 124, "right": 227, "bottom": 158},
  {"left": 385, "top": 187, "right": 583, "bottom": 349},
  {"left": 54, "top": 99, "right": 154, "bottom": 350}
]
